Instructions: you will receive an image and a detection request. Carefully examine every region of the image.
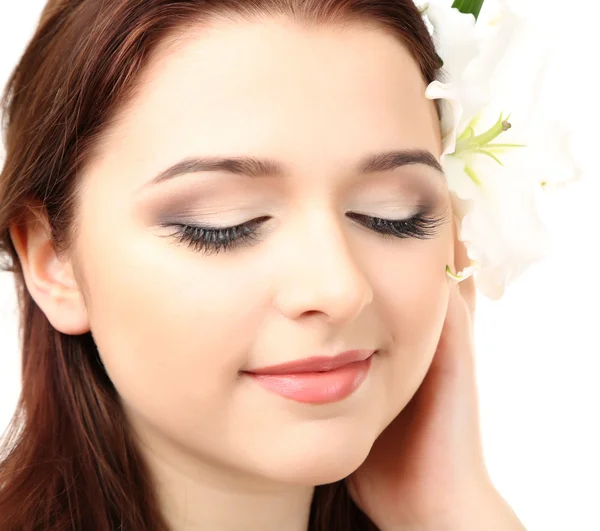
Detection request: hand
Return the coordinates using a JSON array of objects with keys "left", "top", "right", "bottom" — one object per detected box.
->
[{"left": 346, "top": 238, "right": 525, "bottom": 530}]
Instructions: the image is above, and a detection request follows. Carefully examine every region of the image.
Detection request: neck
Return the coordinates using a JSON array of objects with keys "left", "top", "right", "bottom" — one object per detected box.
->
[{"left": 135, "top": 429, "right": 314, "bottom": 531}]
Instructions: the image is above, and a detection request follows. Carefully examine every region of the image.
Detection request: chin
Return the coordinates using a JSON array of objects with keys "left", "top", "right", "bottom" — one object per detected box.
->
[{"left": 257, "top": 424, "right": 379, "bottom": 486}]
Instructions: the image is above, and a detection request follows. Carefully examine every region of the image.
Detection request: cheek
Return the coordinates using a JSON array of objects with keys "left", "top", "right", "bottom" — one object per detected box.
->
[
  {"left": 75, "top": 220, "right": 269, "bottom": 427},
  {"left": 370, "top": 229, "right": 451, "bottom": 337},
  {"left": 381, "top": 248, "right": 448, "bottom": 345},
  {"left": 369, "top": 238, "right": 451, "bottom": 420}
]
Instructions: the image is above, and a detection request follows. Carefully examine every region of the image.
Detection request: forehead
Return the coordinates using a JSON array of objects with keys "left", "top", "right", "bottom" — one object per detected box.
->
[{"left": 94, "top": 17, "right": 441, "bottom": 189}]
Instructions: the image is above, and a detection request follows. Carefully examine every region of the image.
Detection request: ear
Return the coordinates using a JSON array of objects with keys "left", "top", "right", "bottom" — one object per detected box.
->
[
  {"left": 9, "top": 207, "right": 90, "bottom": 335},
  {"left": 452, "top": 215, "right": 476, "bottom": 317}
]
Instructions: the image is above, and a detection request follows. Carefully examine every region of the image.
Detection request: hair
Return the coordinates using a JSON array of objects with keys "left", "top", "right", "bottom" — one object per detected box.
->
[{"left": 0, "top": 1, "right": 441, "bottom": 529}]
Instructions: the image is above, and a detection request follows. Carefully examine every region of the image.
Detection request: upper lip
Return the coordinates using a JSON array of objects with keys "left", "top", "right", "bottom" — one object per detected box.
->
[{"left": 247, "top": 349, "right": 376, "bottom": 375}]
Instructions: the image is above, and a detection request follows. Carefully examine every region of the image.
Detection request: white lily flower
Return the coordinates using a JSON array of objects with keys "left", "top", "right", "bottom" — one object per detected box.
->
[{"left": 421, "top": 0, "right": 581, "bottom": 299}]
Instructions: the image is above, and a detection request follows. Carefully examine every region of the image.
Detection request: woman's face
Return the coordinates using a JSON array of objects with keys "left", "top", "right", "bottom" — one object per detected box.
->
[{"left": 73, "top": 17, "right": 453, "bottom": 485}]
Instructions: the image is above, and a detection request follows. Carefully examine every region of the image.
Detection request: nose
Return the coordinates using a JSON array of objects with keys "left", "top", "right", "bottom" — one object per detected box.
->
[{"left": 273, "top": 212, "right": 374, "bottom": 324}]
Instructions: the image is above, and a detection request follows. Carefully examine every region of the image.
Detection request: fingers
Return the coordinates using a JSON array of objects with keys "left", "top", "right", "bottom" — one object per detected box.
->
[
  {"left": 447, "top": 284, "right": 474, "bottom": 340},
  {"left": 452, "top": 218, "right": 476, "bottom": 320},
  {"left": 429, "top": 284, "right": 476, "bottom": 388}
]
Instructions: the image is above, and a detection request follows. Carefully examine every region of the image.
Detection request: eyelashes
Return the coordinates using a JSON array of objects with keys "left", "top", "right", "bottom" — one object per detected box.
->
[
  {"left": 345, "top": 212, "right": 447, "bottom": 240},
  {"left": 164, "top": 217, "right": 268, "bottom": 255},
  {"left": 163, "top": 210, "right": 448, "bottom": 256}
]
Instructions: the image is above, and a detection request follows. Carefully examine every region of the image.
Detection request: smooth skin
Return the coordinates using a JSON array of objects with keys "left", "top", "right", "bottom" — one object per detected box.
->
[
  {"left": 11, "top": 16, "right": 524, "bottom": 531},
  {"left": 349, "top": 229, "right": 526, "bottom": 530}
]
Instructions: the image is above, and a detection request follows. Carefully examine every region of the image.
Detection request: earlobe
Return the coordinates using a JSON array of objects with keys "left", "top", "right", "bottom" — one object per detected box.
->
[{"left": 9, "top": 208, "right": 90, "bottom": 336}]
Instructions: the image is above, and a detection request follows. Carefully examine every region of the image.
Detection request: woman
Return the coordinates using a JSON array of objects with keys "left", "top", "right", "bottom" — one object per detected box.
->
[{"left": 0, "top": 0, "right": 526, "bottom": 529}]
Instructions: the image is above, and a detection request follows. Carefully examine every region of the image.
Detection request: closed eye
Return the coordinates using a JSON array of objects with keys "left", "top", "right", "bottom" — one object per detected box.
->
[
  {"left": 345, "top": 212, "right": 446, "bottom": 240},
  {"left": 163, "top": 210, "right": 447, "bottom": 255}
]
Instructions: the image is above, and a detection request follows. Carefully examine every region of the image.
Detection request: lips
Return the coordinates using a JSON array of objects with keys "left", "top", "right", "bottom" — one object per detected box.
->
[
  {"left": 244, "top": 350, "right": 376, "bottom": 404},
  {"left": 247, "top": 349, "right": 376, "bottom": 375}
]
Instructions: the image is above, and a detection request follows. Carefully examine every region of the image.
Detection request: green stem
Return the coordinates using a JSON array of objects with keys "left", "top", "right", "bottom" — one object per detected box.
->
[
  {"left": 485, "top": 143, "right": 527, "bottom": 149},
  {"left": 464, "top": 164, "right": 482, "bottom": 186},
  {"left": 477, "top": 149, "right": 504, "bottom": 166}
]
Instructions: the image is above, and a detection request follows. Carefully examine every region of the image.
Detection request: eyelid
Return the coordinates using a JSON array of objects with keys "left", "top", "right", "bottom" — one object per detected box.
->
[
  {"left": 160, "top": 218, "right": 251, "bottom": 230},
  {"left": 163, "top": 208, "right": 448, "bottom": 257},
  {"left": 160, "top": 217, "right": 267, "bottom": 232},
  {"left": 348, "top": 206, "right": 420, "bottom": 220},
  {"left": 159, "top": 200, "right": 433, "bottom": 232}
]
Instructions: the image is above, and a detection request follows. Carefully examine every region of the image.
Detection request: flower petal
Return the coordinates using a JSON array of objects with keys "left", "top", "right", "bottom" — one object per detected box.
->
[{"left": 420, "top": 1, "right": 581, "bottom": 299}]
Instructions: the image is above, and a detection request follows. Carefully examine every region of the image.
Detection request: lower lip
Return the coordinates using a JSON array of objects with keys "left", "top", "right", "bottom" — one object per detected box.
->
[{"left": 247, "top": 357, "right": 372, "bottom": 404}]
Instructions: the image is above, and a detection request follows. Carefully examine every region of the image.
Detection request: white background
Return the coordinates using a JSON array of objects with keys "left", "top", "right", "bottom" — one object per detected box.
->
[{"left": 1, "top": 1, "right": 599, "bottom": 529}]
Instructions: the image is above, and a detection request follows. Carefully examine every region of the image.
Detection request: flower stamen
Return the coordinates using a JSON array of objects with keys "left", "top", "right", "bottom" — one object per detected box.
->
[{"left": 452, "top": 112, "right": 526, "bottom": 186}]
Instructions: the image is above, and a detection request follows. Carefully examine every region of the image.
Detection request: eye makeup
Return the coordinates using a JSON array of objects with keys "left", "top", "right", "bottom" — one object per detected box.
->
[
  {"left": 160, "top": 204, "right": 449, "bottom": 257},
  {"left": 139, "top": 162, "right": 451, "bottom": 256}
]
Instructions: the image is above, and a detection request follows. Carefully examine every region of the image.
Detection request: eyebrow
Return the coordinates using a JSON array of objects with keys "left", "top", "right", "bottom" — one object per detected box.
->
[{"left": 147, "top": 149, "right": 444, "bottom": 186}]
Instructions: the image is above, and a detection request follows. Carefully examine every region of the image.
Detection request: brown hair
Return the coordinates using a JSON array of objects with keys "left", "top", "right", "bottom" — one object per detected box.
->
[{"left": 0, "top": 1, "right": 441, "bottom": 529}]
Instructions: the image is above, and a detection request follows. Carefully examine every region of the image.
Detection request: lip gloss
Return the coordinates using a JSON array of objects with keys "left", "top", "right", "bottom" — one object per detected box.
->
[{"left": 248, "top": 357, "right": 372, "bottom": 404}]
